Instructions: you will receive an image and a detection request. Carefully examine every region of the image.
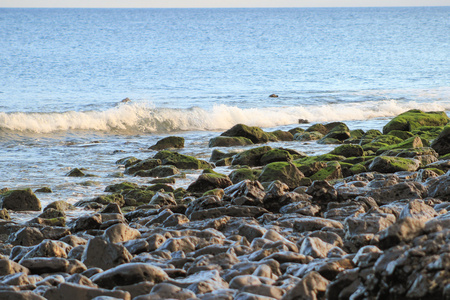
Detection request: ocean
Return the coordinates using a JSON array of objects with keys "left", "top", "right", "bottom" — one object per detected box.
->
[{"left": 0, "top": 7, "right": 449, "bottom": 221}]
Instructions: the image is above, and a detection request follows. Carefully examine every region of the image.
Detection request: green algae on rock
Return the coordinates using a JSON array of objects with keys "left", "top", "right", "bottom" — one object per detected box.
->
[
  {"left": 154, "top": 150, "right": 212, "bottom": 169},
  {"left": 229, "top": 167, "right": 262, "bottom": 184},
  {"left": 0, "top": 188, "right": 42, "bottom": 212},
  {"left": 368, "top": 156, "right": 420, "bottom": 173},
  {"left": 383, "top": 109, "right": 450, "bottom": 134},
  {"left": 220, "top": 123, "right": 272, "bottom": 144},
  {"left": 231, "top": 146, "right": 272, "bottom": 166},
  {"left": 258, "top": 162, "right": 305, "bottom": 189},
  {"left": 208, "top": 136, "right": 254, "bottom": 147}
]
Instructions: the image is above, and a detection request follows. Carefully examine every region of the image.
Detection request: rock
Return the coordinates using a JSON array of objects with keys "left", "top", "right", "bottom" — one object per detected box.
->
[
  {"left": 0, "top": 208, "right": 11, "bottom": 220},
  {"left": 366, "top": 182, "right": 427, "bottom": 205},
  {"left": 19, "top": 257, "right": 82, "bottom": 274},
  {"left": 104, "top": 182, "right": 139, "bottom": 193},
  {"left": 378, "top": 136, "right": 424, "bottom": 153},
  {"left": 0, "top": 189, "right": 41, "bottom": 211},
  {"left": 209, "top": 136, "right": 253, "bottom": 147},
  {"left": 431, "top": 125, "right": 450, "bottom": 155},
  {"left": 0, "top": 291, "right": 46, "bottom": 300},
  {"left": 91, "top": 263, "right": 168, "bottom": 289},
  {"left": 321, "top": 123, "right": 351, "bottom": 141},
  {"left": 224, "top": 180, "right": 266, "bottom": 202},
  {"left": 149, "top": 192, "right": 176, "bottom": 206},
  {"left": 35, "top": 187, "right": 52, "bottom": 193},
  {"left": 299, "top": 237, "right": 336, "bottom": 258},
  {"left": 103, "top": 223, "right": 141, "bottom": 243},
  {"left": 260, "top": 149, "right": 293, "bottom": 165},
  {"left": 258, "top": 162, "right": 304, "bottom": 189},
  {"left": 378, "top": 217, "right": 425, "bottom": 249},
  {"left": 43, "top": 282, "right": 131, "bottom": 300},
  {"left": 187, "top": 170, "right": 233, "bottom": 194},
  {"left": 281, "top": 271, "right": 329, "bottom": 300},
  {"left": 309, "top": 161, "right": 342, "bottom": 181},
  {"left": 149, "top": 136, "right": 185, "bottom": 150},
  {"left": 134, "top": 282, "right": 196, "bottom": 300},
  {"left": 427, "top": 174, "right": 450, "bottom": 200},
  {"left": 154, "top": 150, "right": 211, "bottom": 169},
  {"left": 232, "top": 146, "right": 273, "bottom": 167},
  {"left": 306, "top": 180, "right": 337, "bottom": 203},
  {"left": 66, "top": 168, "right": 86, "bottom": 177},
  {"left": 189, "top": 206, "right": 269, "bottom": 221},
  {"left": 0, "top": 258, "right": 30, "bottom": 276},
  {"left": 270, "top": 130, "right": 294, "bottom": 142},
  {"left": 294, "top": 217, "right": 344, "bottom": 232},
  {"left": 368, "top": 156, "right": 420, "bottom": 173},
  {"left": 221, "top": 124, "right": 272, "bottom": 144},
  {"left": 124, "top": 158, "right": 161, "bottom": 175},
  {"left": 383, "top": 109, "right": 449, "bottom": 134},
  {"left": 167, "top": 269, "right": 228, "bottom": 294},
  {"left": 294, "top": 131, "right": 324, "bottom": 141},
  {"left": 81, "top": 237, "right": 133, "bottom": 270},
  {"left": 398, "top": 199, "right": 437, "bottom": 222},
  {"left": 344, "top": 211, "right": 396, "bottom": 238},
  {"left": 229, "top": 168, "right": 262, "bottom": 184},
  {"left": 9, "top": 227, "right": 45, "bottom": 246},
  {"left": 329, "top": 144, "right": 364, "bottom": 158},
  {"left": 70, "top": 214, "right": 103, "bottom": 232}
]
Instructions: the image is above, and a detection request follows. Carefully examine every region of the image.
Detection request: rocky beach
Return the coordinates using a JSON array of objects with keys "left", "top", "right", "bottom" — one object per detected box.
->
[{"left": 0, "top": 109, "right": 450, "bottom": 300}]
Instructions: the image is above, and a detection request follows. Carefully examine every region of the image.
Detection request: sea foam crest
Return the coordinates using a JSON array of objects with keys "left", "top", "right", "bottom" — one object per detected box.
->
[{"left": 0, "top": 100, "right": 448, "bottom": 134}]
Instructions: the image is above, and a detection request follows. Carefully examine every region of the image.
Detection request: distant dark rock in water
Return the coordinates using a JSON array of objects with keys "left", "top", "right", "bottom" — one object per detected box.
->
[
  {"left": 298, "top": 119, "right": 309, "bottom": 124},
  {"left": 121, "top": 97, "right": 131, "bottom": 103},
  {"left": 269, "top": 94, "right": 278, "bottom": 98}
]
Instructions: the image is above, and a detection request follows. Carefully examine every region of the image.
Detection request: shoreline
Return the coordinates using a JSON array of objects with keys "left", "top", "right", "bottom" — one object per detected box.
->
[{"left": 0, "top": 109, "right": 450, "bottom": 299}]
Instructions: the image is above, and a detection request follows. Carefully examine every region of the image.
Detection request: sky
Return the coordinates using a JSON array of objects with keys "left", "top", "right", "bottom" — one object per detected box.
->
[{"left": 1, "top": 0, "right": 449, "bottom": 8}]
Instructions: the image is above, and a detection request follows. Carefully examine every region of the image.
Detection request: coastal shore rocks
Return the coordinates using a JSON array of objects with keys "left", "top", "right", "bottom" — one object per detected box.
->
[
  {"left": 2, "top": 110, "right": 450, "bottom": 299},
  {"left": 0, "top": 189, "right": 42, "bottom": 211}
]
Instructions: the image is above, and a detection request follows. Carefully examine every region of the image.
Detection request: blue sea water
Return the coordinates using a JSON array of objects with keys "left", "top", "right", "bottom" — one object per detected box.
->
[{"left": 0, "top": 7, "right": 449, "bottom": 220}]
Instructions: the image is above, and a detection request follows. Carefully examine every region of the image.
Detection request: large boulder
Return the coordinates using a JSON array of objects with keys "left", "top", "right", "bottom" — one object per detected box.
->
[
  {"left": 221, "top": 124, "right": 272, "bottom": 144},
  {"left": 258, "top": 162, "right": 305, "bottom": 189},
  {"left": 0, "top": 188, "right": 41, "bottom": 211},
  {"left": 431, "top": 125, "right": 450, "bottom": 156},
  {"left": 383, "top": 109, "right": 450, "bottom": 134},
  {"left": 231, "top": 146, "right": 272, "bottom": 166},
  {"left": 124, "top": 158, "right": 161, "bottom": 175},
  {"left": 187, "top": 170, "right": 233, "bottom": 194},
  {"left": 154, "top": 150, "right": 212, "bottom": 169},
  {"left": 329, "top": 144, "right": 364, "bottom": 158},
  {"left": 149, "top": 136, "right": 184, "bottom": 150},
  {"left": 208, "top": 136, "right": 253, "bottom": 147},
  {"left": 81, "top": 237, "right": 133, "bottom": 270},
  {"left": 368, "top": 156, "right": 420, "bottom": 173},
  {"left": 91, "top": 263, "right": 168, "bottom": 289}
]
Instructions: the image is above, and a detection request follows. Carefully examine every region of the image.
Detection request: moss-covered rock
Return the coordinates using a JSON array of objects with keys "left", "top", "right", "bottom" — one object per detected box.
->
[
  {"left": 35, "top": 187, "right": 53, "bottom": 193},
  {"left": 105, "top": 182, "right": 139, "bottom": 193},
  {"left": 431, "top": 125, "right": 450, "bottom": 156},
  {"left": 309, "top": 161, "right": 343, "bottom": 181},
  {"left": 329, "top": 144, "right": 364, "bottom": 158},
  {"left": 115, "top": 156, "right": 139, "bottom": 167},
  {"left": 92, "top": 193, "right": 125, "bottom": 207},
  {"left": 220, "top": 124, "right": 272, "bottom": 143},
  {"left": 231, "top": 146, "right": 272, "bottom": 166},
  {"left": 215, "top": 157, "right": 233, "bottom": 166},
  {"left": 362, "top": 135, "right": 404, "bottom": 152},
  {"left": 149, "top": 177, "right": 176, "bottom": 184},
  {"left": 293, "top": 161, "right": 327, "bottom": 177},
  {"left": 149, "top": 136, "right": 185, "bottom": 150},
  {"left": 377, "top": 136, "right": 424, "bottom": 154},
  {"left": 229, "top": 167, "right": 262, "bottom": 184},
  {"left": 0, "top": 188, "right": 41, "bottom": 211},
  {"left": 258, "top": 162, "right": 305, "bottom": 189},
  {"left": 146, "top": 183, "right": 175, "bottom": 193},
  {"left": 294, "top": 131, "right": 324, "bottom": 141},
  {"left": 208, "top": 136, "right": 254, "bottom": 147},
  {"left": 134, "top": 165, "right": 180, "bottom": 178},
  {"left": 202, "top": 188, "right": 225, "bottom": 198},
  {"left": 149, "top": 192, "right": 176, "bottom": 206},
  {"left": 349, "top": 163, "right": 367, "bottom": 175},
  {"left": 154, "top": 150, "right": 212, "bottom": 169},
  {"left": 412, "top": 126, "right": 444, "bottom": 144},
  {"left": 368, "top": 156, "right": 420, "bottom": 173},
  {"left": 121, "top": 189, "right": 156, "bottom": 205},
  {"left": 306, "top": 123, "right": 328, "bottom": 135},
  {"left": 187, "top": 170, "right": 232, "bottom": 194},
  {"left": 44, "top": 200, "right": 75, "bottom": 211},
  {"left": 387, "top": 130, "right": 414, "bottom": 140},
  {"left": 322, "top": 123, "right": 351, "bottom": 141},
  {"left": 270, "top": 130, "right": 294, "bottom": 141},
  {"left": 210, "top": 149, "right": 238, "bottom": 163},
  {"left": 383, "top": 109, "right": 450, "bottom": 134},
  {"left": 288, "top": 127, "right": 305, "bottom": 135},
  {"left": 350, "top": 129, "right": 365, "bottom": 139},
  {"left": 359, "top": 129, "right": 383, "bottom": 145},
  {"left": 124, "top": 158, "right": 162, "bottom": 175},
  {"left": 260, "top": 149, "right": 293, "bottom": 165},
  {"left": 294, "top": 154, "right": 346, "bottom": 165}
]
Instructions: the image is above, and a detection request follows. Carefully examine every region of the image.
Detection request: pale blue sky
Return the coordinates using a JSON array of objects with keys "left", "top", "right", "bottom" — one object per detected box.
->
[{"left": 1, "top": 0, "right": 449, "bottom": 8}]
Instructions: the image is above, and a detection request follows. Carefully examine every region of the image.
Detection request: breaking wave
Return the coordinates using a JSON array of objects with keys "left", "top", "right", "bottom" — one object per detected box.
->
[{"left": 0, "top": 100, "right": 449, "bottom": 134}]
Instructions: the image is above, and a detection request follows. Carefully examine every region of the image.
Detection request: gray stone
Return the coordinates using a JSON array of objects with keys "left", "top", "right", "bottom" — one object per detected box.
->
[
  {"left": 43, "top": 282, "right": 130, "bottom": 300},
  {"left": 81, "top": 237, "right": 132, "bottom": 270}
]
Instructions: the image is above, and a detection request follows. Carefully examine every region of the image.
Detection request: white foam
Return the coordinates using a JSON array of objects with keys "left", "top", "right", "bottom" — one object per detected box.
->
[{"left": 0, "top": 100, "right": 449, "bottom": 134}]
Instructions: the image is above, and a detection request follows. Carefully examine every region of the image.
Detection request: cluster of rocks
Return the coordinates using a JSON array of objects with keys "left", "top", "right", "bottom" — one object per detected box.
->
[{"left": 0, "top": 109, "right": 450, "bottom": 299}]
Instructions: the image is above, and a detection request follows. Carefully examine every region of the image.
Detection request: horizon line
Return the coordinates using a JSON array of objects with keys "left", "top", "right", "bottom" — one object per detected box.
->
[{"left": 1, "top": 5, "right": 449, "bottom": 9}]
